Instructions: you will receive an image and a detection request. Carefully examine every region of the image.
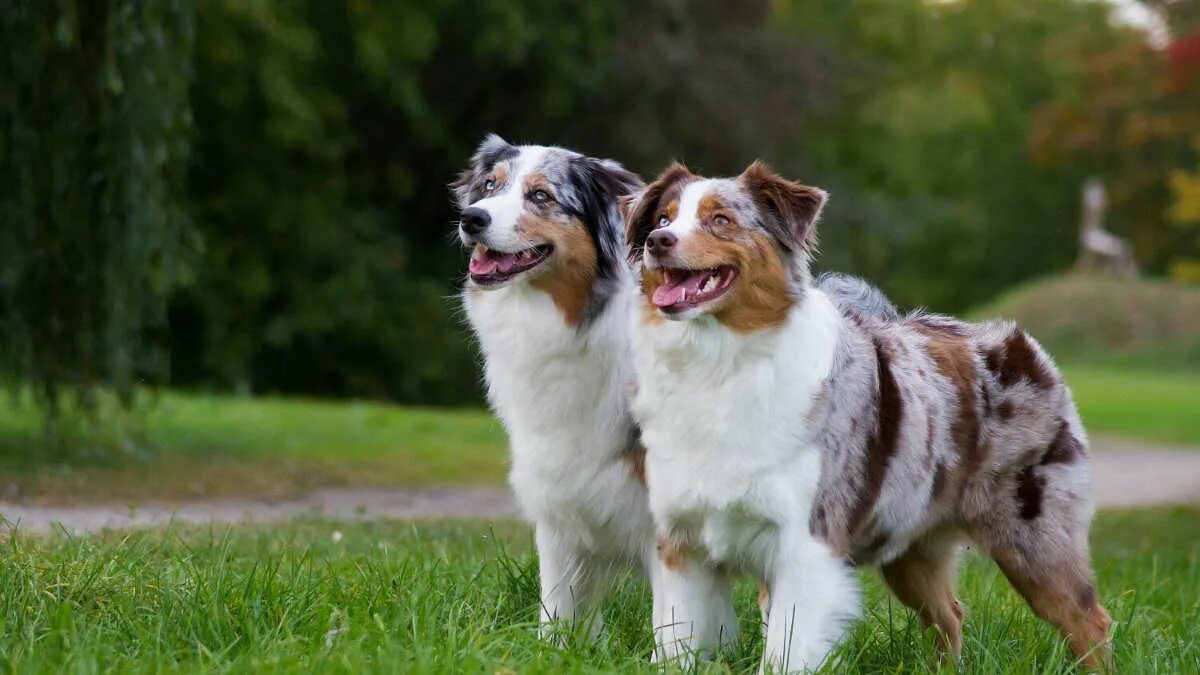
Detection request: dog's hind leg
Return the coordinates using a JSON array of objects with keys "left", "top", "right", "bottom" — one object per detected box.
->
[
  {"left": 986, "top": 540, "right": 1111, "bottom": 670},
  {"left": 880, "top": 527, "right": 965, "bottom": 658},
  {"left": 968, "top": 464, "right": 1112, "bottom": 670}
]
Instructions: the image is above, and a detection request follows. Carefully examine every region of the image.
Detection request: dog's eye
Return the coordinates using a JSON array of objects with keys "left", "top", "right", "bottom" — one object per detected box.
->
[
  {"left": 657, "top": 215, "right": 670, "bottom": 228},
  {"left": 713, "top": 214, "right": 730, "bottom": 226},
  {"left": 529, "top": 190, "right": 553, "bottom": 204},
  {"left": 484, "top": 179, "right": 496, "bottom": 192}
]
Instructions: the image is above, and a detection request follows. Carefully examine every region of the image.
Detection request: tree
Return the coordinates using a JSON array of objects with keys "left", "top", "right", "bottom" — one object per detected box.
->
[{"left": 0, "top": 1, "right": 195, "bottom": 447}]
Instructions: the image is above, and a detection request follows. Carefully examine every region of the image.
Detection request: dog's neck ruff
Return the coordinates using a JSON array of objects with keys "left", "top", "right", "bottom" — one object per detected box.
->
[{"left": 466, "top": 276, "right": 635, "bottom": 464}]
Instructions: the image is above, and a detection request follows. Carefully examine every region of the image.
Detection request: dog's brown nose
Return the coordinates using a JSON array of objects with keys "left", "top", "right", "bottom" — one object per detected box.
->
[{"left": 646, "top": 230, "right": 677, "bottom": 257}]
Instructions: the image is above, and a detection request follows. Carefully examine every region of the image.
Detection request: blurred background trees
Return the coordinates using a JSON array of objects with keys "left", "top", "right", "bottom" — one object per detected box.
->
[
  {"left": 1, "top": 1, "right": 194, "bottom": 444},
  {"left": 2, "top": 0, "right": 1197, "bottom": 420}
]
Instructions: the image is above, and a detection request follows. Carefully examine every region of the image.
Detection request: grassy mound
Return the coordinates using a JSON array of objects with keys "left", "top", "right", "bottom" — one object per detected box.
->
[{"left": 970, "top": 274, "right": 1200, "bottom": 371}]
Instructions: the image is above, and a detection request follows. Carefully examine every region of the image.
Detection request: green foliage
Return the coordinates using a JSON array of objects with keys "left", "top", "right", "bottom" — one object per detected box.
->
[
  {"left": 173, "top": 0, "right": 624, "bottom": 404},
  {"left": 780, "top": 0, "right": 1143, "bottom": 311},
  {"left": 2, "top": 510, "right": 1198, "bottom": 671},
  {"left": 0, "top": 1, "right": 195, "bottom": 438},
  {"left": 3, "top": 0, "right": 1194, "bottom": 414}
]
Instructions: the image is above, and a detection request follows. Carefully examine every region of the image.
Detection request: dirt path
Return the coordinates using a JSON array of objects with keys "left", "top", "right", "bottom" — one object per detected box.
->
[{"left": 3, "top": 438, "right": 1197, "bottom": 535}]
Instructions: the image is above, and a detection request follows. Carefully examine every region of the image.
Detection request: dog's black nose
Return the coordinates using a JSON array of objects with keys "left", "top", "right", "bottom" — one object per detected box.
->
[
  {"left": 646, "top": 230, "right": 677, "bottom": 256},
  {"left": 460, "top": 207, "right": 491, "bottom": 235}
]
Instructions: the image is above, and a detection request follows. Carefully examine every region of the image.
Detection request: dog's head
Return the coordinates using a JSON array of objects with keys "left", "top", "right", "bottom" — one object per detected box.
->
[
  {"left": 452, "top": 134, "right": 642, "bottom": 324},
  {"left": 623, "top": 161, "right": 827, "bottom": 332}
]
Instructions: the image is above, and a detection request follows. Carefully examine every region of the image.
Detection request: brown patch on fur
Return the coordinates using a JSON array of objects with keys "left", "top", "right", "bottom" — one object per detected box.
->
[
  {"left": 989, "top": 330, "right": 1056, "bottom": 389},
  {"left": 997, "top": 400, "right": 1015, "bottom": 420},
  {"left": 624, "top": 439, "right": 647, "bottom": 485},
  {"left": 1015, "top": 465, "right": 1045, "bottom": 520},
  {"left": 847, "top": 338, "right": 904, "bottom": 539},
  {"left": 917, "top": 325, "right": 981, "bottom": 468},
  {"left": 1041, "top": 420, "right": 1083, "bottom": 465},
  {"left": 492, "top": 162, "right": 509, "bottom": 188},
  {"left": 519, "top": 213, "right": 597, "bottom": 325},
  {"left": 697, "top": 193, "right": 733, "bottom": 229},
  {"left": 758, "top": 580, "right": 771, "bottom": 615},
  {"left": 522, "top": 171, "right": 553, "bottom": 196},
  {"left": 664, "top": 200, "right": 680, "bottom": 221},
  {"left": 658, "top": 537, "right": 694, "bottom": 571},
  {"left": 711, "top": 233, "right": 795, "bottom": 332}
]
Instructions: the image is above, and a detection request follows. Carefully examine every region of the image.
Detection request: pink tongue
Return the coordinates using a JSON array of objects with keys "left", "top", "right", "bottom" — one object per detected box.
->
[
  {"left": 652, "top": 271, "right": 714, "bottom": 307},
  {"left": 469, "top": 251, "right": 522, "bottom": 275}
]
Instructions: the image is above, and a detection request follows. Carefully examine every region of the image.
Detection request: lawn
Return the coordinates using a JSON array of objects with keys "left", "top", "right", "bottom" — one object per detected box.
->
[
  {"left": 0, "top": 393, "right": 506, "bottom": 504},
  {"left": 0, "top": 362, "right": 1196, "bottom": 504},
  {"left": 1, "top": 507, "right": 1197, "bottom": 673},
  {"left": 1064, "top": 366, "right": 1200, "bottom": 447}
]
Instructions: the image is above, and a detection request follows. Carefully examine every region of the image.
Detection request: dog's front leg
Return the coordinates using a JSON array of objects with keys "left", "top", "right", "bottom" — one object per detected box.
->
[
  {"left": 652, "top": 554, "right": 738, "bottom": 666},
  {"left": 761, "top": 534, "right": 858, "bottom": 673},
  {"left": 536, "top": 525, "right": 605, "bottom": 642}
]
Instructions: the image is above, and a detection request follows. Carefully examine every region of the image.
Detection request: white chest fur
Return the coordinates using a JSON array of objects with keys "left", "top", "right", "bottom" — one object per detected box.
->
[
  {"left": 465, "top": 280, "right": 648, "bottom": 556},
  {"left": 632, "top": 290, "right": 843, "bottom": 574}
]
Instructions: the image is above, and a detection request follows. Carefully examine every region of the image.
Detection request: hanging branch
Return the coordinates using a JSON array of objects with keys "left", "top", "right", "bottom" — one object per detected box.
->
[{"left": 0, "top": 0, "right": 196, "bottom": 452}]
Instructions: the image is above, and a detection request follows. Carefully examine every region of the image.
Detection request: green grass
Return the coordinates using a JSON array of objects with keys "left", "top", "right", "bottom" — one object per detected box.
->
[
  {"left": 2, "top": 507, "right": 1197, "bottom": 673},
  {"left": 1065, "top": 366, "right": 1200, "bottom": 446},
  {"left": 0, "top": 392, "right": 507, "bottom": 503}
]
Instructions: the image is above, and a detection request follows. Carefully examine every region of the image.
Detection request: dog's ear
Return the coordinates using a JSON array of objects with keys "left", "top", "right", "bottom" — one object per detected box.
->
[
  {"left": 472, "top": 133, "right": 516, "bottom": 168},
  {"left": 623, "top": 162, "right": 696, "bottom": 263},
  {"left": 571, "top": 157, "right": 643, "bottom": 206},
  {"left": 566, "top": 156, "right": 644, "bottom": 279},
  {"left": 740, "top": 161, "right": 827, "bottom": 253},
  {"left": 450, "top": 134, "right": 518, "bottom": 206}
]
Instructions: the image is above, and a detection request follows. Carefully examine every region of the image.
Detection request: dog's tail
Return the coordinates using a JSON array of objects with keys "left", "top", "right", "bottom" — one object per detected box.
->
[{"left": 815, "top": 272, "right": 900, "bottom": 321}]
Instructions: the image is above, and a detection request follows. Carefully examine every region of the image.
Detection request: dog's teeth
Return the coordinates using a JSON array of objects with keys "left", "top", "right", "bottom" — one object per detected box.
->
[{"left": 680, "top": 288, "right": 687, "bottom": 302}]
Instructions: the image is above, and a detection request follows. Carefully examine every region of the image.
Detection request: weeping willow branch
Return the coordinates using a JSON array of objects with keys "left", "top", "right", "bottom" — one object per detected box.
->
[{"left": 0, "top": 0, "right": 196, "bottom": 449}]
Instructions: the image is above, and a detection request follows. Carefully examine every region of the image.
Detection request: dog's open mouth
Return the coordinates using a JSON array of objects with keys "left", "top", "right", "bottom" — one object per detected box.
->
[
  {"left": 652, "top": 266, "right": 738, "bottom": 313},
  {"left": 469, "top": 244, "right": 552, "bottom": 285}
]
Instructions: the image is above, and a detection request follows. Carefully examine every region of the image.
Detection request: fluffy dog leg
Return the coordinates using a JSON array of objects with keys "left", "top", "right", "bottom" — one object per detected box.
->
[
  {"left": 652, "top": 549, "right": 737, "bottom": 666},
  {"left": 536, "top": 526, "right": 605, "bottom": 641},
  {"left": 762, "top": 534, "right": 858, "bottom": 674}
]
